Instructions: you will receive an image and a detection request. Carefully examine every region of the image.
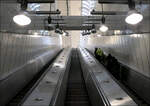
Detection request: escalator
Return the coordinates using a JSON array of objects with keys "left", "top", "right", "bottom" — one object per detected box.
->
[
  {"left": 65, "top": 49, "right": 91, "bottom": 106},
  {"left": 7, "top": 49, "right": 91, "bottom": 106},
  {"left": 6, "top": 52, "right": 61, "bottom": 106}
]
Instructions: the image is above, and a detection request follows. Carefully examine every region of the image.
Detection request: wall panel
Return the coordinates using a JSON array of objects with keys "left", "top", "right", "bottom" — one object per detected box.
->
[
  {"left": 0, "top": 33, "right": 61, "bottom": 80},
  {"left": 86, "top": 34, "right": 150, "bottom": 78},
  {"left": 0, "top": 32, "right": 61, "bottom": 105}
]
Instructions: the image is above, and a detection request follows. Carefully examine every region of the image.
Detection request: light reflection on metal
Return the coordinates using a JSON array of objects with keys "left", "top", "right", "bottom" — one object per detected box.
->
[
  {"left": 53, "top": 62, "right": 64, "bottom": 68},
  {"left": 111, "top": 96, "right": 133, "bottom": 106}
]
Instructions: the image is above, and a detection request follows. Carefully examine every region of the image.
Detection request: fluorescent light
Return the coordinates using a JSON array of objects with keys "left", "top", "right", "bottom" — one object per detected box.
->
[
  {"left": 63, "top": 32, "right": 67, "bottom": 36},
  {"left": 13, "top": 14, "right": 31, "bottom": 26},
  {"left": 125, "top": 10, "right": 143, "bottom": 25},
  {"left": 97, "top": 34, "right": 102, "bottom": 37},
  {"left": 34, "top": 32, "right": 38, "bottom": 35},
  {"left": 99, "top": 25, "right": 109, "bottom": 32}
]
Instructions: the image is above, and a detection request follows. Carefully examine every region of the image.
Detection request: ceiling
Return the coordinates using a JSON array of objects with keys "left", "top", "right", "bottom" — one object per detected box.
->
[{"left": 0, "top": 0, "right": 150, "bottom": 35}]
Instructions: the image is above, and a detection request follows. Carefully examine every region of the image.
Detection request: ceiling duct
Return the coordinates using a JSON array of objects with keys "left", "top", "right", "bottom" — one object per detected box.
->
[{"left": 98, "top": 0, "right": 149, "bottom": 4}]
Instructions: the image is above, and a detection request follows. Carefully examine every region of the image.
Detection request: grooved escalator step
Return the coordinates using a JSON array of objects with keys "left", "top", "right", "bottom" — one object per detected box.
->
[
  {"left": 67, "top": 85, "right": 86, "bottom": 89},
  {"left": 65, "top": 49, "right": 91, "bottom": 106},
  {"left": 65, "top": 101, "right": 90, "bottom": 106},
  {"left": 67, "top": 89, "right": 88, "bottom": 93},
  {"left": 67, "top": 92, "right": 87, "bottom": 95},
  {"left": 66, "top": 97, "right": 89, "bottom": 101}
]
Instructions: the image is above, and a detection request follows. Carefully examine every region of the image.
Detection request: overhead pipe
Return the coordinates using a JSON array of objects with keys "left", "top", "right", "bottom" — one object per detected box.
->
[
  {"left": 27, "top": 10, "right": 61, "bottom": 15},
  {"left": 91, "top": 10, "right": 127, "bottom": 15}
]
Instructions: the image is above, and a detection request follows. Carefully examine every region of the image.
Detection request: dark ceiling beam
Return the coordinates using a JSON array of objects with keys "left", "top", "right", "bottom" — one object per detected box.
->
[
  {"left": 91, "top": 10, "right": 127, "bottom": 15},
  {"left": 51, "top": 18, "right": 64, "bottom": 20},
  {"left": 45, "top": 25, "right": 131, "bottom": 30},
  {"left": 83, "top": 23, "right": 100, "bottom": 25},
  {"left": 18, "top": 0, "right": 55, "bottom": 3},
  {"left": 46, "top": 25, "right": 93, "bottom": 30},
  {"left": 50, "top": 22, "right": 66, "bottom": 24},
  {"left": 0, "top": 0, "right": 55, "bottom": 3},
  {"left": 27, "top": 10, "right": 61, "bottom": 15},
  {"left": 86, "top": 19, "right": 102, "bottom": 21},
  {"left": 98, "top": 0, "right": 128, "bottom": 4},
  {"left": 61, "top": 26, "right": 93, "bottom": 30},
  {"left": 98, "top": 0, "right": 150, "bottom": 4}
]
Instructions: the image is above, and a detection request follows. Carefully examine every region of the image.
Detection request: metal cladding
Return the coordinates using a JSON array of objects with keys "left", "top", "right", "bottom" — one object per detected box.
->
[
  {"left": 0, "top": 32, "right": 61, "bottom": 106},
  {"left": 78, "top": 48, "right": 137, "bottom": 106},
  {"left": 87, "top": 34, "right": 150, "bottom": 78},
  {"left": 22, "top": 48, "right": 72, "bottom": 106}
]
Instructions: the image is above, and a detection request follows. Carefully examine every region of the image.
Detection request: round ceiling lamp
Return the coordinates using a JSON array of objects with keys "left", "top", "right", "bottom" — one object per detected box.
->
[
  {"left": 13, "top": 13, "right": 31, "bottom": 26},
  {"left": 125, "top": 10, "right": 143, "bottom": 25},
  {"left": 99, "top": 16, "right": 109, "bottom": 32},
  {"left": 99, "top": 24, "right": 109, "bottom": 32}
]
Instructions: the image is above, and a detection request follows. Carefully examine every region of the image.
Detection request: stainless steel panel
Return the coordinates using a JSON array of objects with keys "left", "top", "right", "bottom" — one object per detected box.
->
[
  {"left": 0, "top": 32, "right": 62, "bottom": 106},
  {"left": 22, "top": 48, "right": 71, "bottom": 106},
  {"left": 86, "top": 34, "right": 150, "bottom": 77},
  {"left": 0, "top": 33, "right": 61, "bottom": 80}
]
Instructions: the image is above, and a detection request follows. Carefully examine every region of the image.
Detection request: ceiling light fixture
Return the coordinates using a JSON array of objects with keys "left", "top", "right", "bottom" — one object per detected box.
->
[
  {"left": 48, "top": 16, "right": 52, "bottom": 24},
  {"left": 125, "top": 10, "right": 143, "bottom": 25},
  {"left": 55, "top": 24, "right": 63, "bottom": 34},
  {"left": 99, "top": 16, "right": 109, "bottom": 32},
  {"left": 99, "top": 25, "right": 108, "bottom": 32},
  {"left": 125, "top": 0, "right": 143, "bottom": 25},
  {"left": 13, "top": 13, "right": 31, "bottom": 26},
  {"left": 13, "top": 0, "right": 31, "bottom": 26},
  {"left": 63, "top": 31, "right": 69, "bottom": 36},
  {"left": 34, "top": 32, "right": 38, "bottom": 35},
  {"left": 97, "top": 34, "right": 102, "bottom": 37},
  {"left": 63, "top": 32, "right": 67, "bottom": 36},
  {"left": 91, "top": 24, "right": 97, "bottom": 33},
  {"left": 99, "top": 4, "right": 109, "bottom": 32}
]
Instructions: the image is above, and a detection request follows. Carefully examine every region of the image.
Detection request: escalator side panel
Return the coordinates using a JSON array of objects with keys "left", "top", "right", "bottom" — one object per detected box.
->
[
  {"left": 78, "top": 49, "right": 105, "bottom": 106},
  {"left": 21, "top": 48, "right": 72, "bottom": 106},
  {"left": 50, "top": 50, "right": 72, "bottom": 106},
  {"left": 78, "top": 48, "right": 137, "bottom": 106}
]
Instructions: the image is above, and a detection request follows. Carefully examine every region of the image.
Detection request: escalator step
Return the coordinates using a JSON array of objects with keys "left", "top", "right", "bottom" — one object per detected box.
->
[
  {"left": 66, "top": 97, "right": 89, "bottom": 101},
  {"left": 66, "top": 101, "right": 90, "bottom": 106},
  {"left": 65, "top": 49, "right": 91, "bottom": 106}
]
